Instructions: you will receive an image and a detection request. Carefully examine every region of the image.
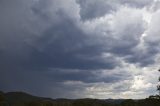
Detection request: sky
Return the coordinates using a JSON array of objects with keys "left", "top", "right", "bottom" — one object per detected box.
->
[{"left": 0, "top": 0, "right": 160, "bottom": 99}]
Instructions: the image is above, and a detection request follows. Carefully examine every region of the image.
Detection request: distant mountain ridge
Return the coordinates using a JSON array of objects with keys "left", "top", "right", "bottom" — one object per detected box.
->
[{"left": 0, "top": 91, "right": 125, "bottom": 104}]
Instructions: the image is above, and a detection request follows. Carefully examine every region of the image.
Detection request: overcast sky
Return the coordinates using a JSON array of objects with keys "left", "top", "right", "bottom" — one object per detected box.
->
[{"left": 0, "top": 0, "right": 160, "bottom": 99}]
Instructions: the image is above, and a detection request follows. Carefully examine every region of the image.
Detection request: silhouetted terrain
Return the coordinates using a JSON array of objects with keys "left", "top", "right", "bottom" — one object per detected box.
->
[{"left": 0, "top": 91, "right": 160, "bottom": 106}]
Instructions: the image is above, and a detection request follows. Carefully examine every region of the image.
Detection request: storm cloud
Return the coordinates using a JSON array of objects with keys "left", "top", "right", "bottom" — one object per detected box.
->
[{"left": 0, "top": 0, "right": 160, "bottom": 99}]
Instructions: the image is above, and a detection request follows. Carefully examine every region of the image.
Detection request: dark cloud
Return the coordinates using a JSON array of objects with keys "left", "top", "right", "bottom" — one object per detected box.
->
[
  {"left": 21, "top": 16, "right": 119, "bottom": 70},
  {"left": 0, "top": 0, "right": 159, "bottom": 99}
]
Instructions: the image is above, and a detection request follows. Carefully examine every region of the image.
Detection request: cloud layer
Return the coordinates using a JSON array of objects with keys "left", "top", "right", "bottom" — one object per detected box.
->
[{"left": 0, "top": 0, "right": 160, "bottom": 99}]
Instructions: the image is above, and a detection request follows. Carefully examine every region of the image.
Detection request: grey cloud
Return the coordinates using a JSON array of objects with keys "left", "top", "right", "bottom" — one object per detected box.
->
[
  {"left": 80, "top": 7, "right": 146, "bottom": 65},
  {"left": 25, "top": 18, "right": 119, "bottom": 70},
  {"left": 129, "top": 9, "right": 160, "bottom": 66},
  {"left": 0, "top": 0, "right": 159, "bottom": 99},
  {"left": 76, "top": 0, "right": 153, "bottom": 20},
  {"left": 0, "top": 0, "right": 122, "bottom": 95},
  {"left": 120, "top": 0, "right": 153, "bottom": 8},
  {"left": 76, "top": 0, "right": 117, "bottom": 20}
]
